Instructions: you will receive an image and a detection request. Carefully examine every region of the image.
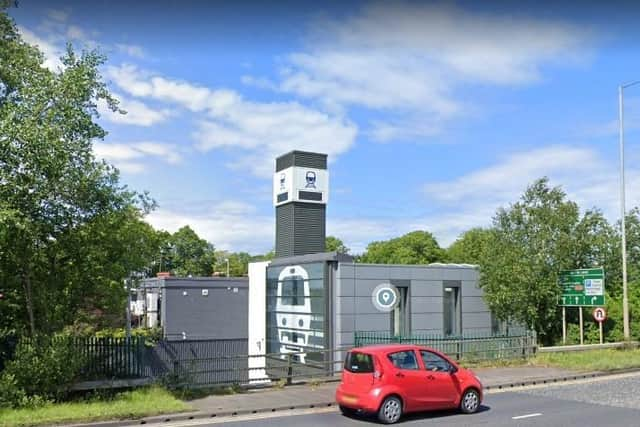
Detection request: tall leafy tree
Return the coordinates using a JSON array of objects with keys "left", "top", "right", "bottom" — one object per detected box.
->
[
  {"left": 359, "top": 231, "right": 446, "bottom": 264},
  {"left": 165, "top": 226, "right": 215, "bottom": 277},
  {"left": 0, "top": 9, "right": 152, "bottom": 334},
  {"left": 480, "top": 178, "right": 612, "bottom": 344},
  {"left": 325, "top": 236, "right": 350, "bottom": 254},
  {"left": 447, "top": 228, "right": 495, "bottom": 265}
]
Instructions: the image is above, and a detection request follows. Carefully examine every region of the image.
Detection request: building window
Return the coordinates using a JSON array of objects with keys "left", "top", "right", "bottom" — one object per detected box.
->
[
  {"left": 443, "top": 282, "right": 461, "bottom": 336},
  {"left": 281, "top": 277, "right": 305, "bottom": 306}
]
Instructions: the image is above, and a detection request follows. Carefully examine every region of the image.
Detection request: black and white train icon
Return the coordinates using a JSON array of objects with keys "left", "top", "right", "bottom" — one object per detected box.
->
[{"left": 276, "top": 265, "right": 314, "bottom": 363}]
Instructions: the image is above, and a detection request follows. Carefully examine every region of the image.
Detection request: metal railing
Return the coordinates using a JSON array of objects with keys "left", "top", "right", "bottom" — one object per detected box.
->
[{"left": 354, "top": 331, "right": 537, "bottom": 361}]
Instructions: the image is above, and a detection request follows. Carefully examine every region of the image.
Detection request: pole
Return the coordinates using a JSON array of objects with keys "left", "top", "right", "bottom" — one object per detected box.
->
[
  {"left": 226, "top": 258, "right": 230, "bottom": 277},
  {"left": 619, "top": 84, "right": 630, "bottom": 341},
  {"left": 599, "top": 321, "right": 603, "bottom": 345},
  {"left": 125, "top": 278, "right": 131, "bottom": 341},
  {"left": 562, "top": 306, "right": 567, "bottom": 345},
  {"left": 579, "top": 307, "right": 584, "bottom": 345}
]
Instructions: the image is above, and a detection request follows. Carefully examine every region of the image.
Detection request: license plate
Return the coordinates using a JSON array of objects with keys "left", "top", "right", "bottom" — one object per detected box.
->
[{"left": 342, "top": 395, "right": 358, "bottom": 404}]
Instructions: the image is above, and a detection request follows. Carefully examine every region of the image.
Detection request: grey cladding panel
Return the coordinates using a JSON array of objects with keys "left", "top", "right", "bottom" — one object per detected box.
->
[
  {"left": 462, "top": 312, "right": 492, "bottom": 330},
  {"left": 336, "top": 276, "right": 355, "bottom": 297},
  {"left": 355, "top": 265, "right": 390, "bottom": 280},
  {"left": 388, "top": 267, "right": 414, "bottom": 280},
  {"left": 275, "top": 203, "right": 326, "bottom": 257},
  {"left": 411, "top": 296, "right": 444, "bottom": 314},
  {"left": 411, "top": 313, "right": 443, "bottom": 331},
  {"left": 276, "top": 151, "right": 327, "bottom": 171},
  {"left": 163, "top": 287, "right": 248, "bottom": 340},
  {"left": 462, "top": 296, "right": 490, "bottom": 313},
  {"left": 355, "top": 314, "right": 391, "bottom": 331},
  {"left": 462, "top": 280, "right": 483, "bottom": 297},
  {"left": 411, "top": 281, "right": 444, "bottom": 297},
  {"left": 337, "top": 264, "right": 355, "bottom": 279}
]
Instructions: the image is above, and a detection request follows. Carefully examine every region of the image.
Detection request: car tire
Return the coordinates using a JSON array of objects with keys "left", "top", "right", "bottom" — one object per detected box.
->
[
  {"left": 460, "top": 388, "right": 480, "bottom": 414},
  {"left": 339, "top": 405, "right": 356, "bottom": 417},
  {"left": 378, "top": 396, "right": 402, "bottom": 424}
]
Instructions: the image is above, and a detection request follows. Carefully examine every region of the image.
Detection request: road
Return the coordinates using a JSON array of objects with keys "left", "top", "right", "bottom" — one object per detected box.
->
[{"left": 148, "top": 372, "right": 640, "bottom": 427}]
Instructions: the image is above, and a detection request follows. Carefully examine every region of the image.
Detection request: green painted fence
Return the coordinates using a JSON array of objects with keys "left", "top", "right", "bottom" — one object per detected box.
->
[{"left": 354, "top": 331, "right": 537, "bottom": 361}]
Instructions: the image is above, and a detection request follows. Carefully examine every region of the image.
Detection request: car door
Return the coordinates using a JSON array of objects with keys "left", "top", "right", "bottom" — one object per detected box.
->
[
  {"left": 386, "top": 350, "right": 429, "bottom": 412},
  {"left": 419, "top": 350, "right": 460, "bottom": 409}
]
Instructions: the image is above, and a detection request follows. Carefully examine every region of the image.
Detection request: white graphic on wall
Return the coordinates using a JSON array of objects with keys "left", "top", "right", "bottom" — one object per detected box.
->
[
  {"left": 372, "top": 283, "right": 400, "bottom": 312},
  {"left": 276, "top": 265, "right": 321, "bottom": 363},
  {"left": 305, "top": 171, "right": 317, "bottom": 188}
]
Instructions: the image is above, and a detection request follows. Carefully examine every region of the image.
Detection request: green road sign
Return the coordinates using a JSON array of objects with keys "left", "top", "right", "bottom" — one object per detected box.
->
[{"left": 559, "top": 268, "right": 605, "bottom": 307}]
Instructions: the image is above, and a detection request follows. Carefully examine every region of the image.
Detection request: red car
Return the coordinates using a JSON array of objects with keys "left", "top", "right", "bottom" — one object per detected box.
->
[{"left": 335, "top": 344, "right": 483, "bottom": 424}]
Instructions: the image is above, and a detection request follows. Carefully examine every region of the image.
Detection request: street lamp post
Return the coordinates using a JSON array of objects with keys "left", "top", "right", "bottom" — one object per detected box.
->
[
  {"left": 225, "top": 258, "right": 230, "bottom": 277},
  {"left": 618, "top": 81, "right": 640, "bottom": 341}
]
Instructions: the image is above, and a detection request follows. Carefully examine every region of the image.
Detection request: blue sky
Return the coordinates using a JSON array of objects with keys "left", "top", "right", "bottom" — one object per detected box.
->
[{"left": 10, "top": 1, "right": 640, "bottom": 254}]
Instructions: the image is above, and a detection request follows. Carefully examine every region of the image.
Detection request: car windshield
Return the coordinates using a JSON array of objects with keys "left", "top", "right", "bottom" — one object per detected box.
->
[{"left": 344, "top": 351, "right": 374, "bottom": 373}]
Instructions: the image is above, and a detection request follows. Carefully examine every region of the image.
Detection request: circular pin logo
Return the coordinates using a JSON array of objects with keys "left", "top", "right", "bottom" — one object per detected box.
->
[{"left": 372, "top": 284, "right": 399, "bottom": 312}]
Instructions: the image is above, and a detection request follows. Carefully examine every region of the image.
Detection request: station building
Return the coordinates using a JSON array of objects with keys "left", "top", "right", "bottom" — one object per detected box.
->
[{"left": 248, "top": 151, "right": 493, "bottom": 377}]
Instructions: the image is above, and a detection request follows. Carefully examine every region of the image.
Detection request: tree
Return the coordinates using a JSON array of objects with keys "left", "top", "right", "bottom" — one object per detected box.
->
[
  {"left": 165, "top": 226, "right": 215, "bottom": 277},
  {"left": 359, "top": 231, "right": 446, "bottom": 264},
  {"left": 0, "top": 9, "right": 152, "bottom": 335},
  {"left": 447, "top": 228, "right": 495, "bottom": 265},
  {"left": 325, "top": 236, "right": 350, "bottom": 254},
  {"left": 480, "top": 178, "right": 612, "bottom": 344}
]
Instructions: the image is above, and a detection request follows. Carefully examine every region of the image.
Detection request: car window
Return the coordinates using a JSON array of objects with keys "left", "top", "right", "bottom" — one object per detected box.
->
[
  {"left": 387, "top": 350, "right": 419, "bottom": 370},
  {"left": 344, "top": 352, "right": 374, "bottom": 373},
  {"left": 420, "top": 350, "right": 451, "bottom": 372}
]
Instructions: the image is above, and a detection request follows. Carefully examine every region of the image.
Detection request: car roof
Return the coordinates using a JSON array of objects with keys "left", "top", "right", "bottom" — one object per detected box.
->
[{"left": 349, "top": 344, "right": 435, "bottom": 354}]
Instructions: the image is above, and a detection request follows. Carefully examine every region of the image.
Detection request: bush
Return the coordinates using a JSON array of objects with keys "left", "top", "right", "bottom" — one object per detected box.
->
[{"left": 0, "top": 335, "right": 85, "bottom": 408}]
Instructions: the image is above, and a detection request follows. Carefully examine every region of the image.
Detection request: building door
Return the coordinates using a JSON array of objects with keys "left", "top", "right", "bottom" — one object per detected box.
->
[
  {"left": 391, "top": 287, "right": 409, "bottom": 336},
  {"left": 443, "top": 284, "right": 460, "bottom": 336}
]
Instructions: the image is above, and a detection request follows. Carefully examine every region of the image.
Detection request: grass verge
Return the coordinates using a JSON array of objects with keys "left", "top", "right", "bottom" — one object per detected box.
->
[
  {"left": 0, "top": 386, "right": 191, "bottom": 427},
  {"left": 533, "top": 348, "right": 640, "bottom": 371},
  {"left": 463, "top": 348, "right": 640, "bottom": 372}
]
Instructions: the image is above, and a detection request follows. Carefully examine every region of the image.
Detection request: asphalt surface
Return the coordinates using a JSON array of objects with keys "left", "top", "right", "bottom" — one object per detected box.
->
[{"left": 170, "top": 372, "right": 640, "bottom": 427}]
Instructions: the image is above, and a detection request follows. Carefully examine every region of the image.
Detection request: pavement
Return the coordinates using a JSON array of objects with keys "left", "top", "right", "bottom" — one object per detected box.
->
[{"left": 69, "top": 365, "right": 636, "bottom": 427}]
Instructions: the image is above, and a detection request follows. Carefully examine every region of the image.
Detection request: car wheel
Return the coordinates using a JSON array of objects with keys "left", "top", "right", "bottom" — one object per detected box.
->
[
  {"left": 460, "top": 388, "right": 480, "bottom": 414},
  {"left": 339, "top": 405, "right": 356, "bottom": 417},
  {"left": 378, "top": 396, "right": 402, "bottom": 424}
]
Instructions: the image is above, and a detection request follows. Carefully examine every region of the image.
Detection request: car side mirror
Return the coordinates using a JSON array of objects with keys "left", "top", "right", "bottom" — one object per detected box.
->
[{"left": 448, "top": 365, "right": 458, "bottom": 374}]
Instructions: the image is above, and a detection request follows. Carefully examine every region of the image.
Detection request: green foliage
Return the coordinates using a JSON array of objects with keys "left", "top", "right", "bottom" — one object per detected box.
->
[
  {"left": 359, "top": 231, "right": 446, "bottom": 264},
  {"left": 154, "top": 226, "right": 215, "bottom": 277},
  {"left": 480, "top": 179, "right": 613, "bottom": 344},
  {"left": 0, "top": 10, "right": 155, "bottom": 335},
  {"left": 325, "top": 236, "right": 350, "bottom": 254},
  {"left": 0, "top": 335, "right": 85, "bottom": 408},
  {"left": 0, "top": 386, "right": 191, "bottom": 427},
  {"left": 447, "top": 228, "right": 495, "bottom": 265}
]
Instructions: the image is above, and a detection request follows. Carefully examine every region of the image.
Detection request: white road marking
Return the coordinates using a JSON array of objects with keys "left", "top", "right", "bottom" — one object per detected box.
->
[{"left": 512, "top": 412, "right": 542, "bottom": 420}]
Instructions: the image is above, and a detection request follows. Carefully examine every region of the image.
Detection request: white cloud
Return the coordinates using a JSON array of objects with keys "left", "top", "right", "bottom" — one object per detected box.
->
[
  {"left": 106, "top": 64, "right": 358, "bottom": 177},
  {"left": 146, "top": 202, "right": 274, "bottom": 253},
  {"left": 17, "top": 26, "right": 64, "bottom": 71},
  {"left": 423, "top": 145, "right": 640, "bottom": 244},
  {"left": 93, "top": 141, "right": 182, "bottom": 173},
  {"left": 46, "top": 9, "right": 69, "bottom": 23},
  {"left": 250, "top": 2, "right": 590, "bottom": 142},
  {"left": 98, "top": 94, "right": 173, "bottom": 127},
  {"left": 66, "top": 25, "right": 86, "bottom": 40},
  {"left": 115, "top": 43, "right": 146, "bottom": 59}
]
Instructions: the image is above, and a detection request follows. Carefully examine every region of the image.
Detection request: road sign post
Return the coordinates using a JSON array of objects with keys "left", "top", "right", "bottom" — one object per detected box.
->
[
  {"left": 559, "top": 268, "right": 605, "bottom": 346},
  {"left": 562, "top": 306, "right": 567, "bottom": 345},
  {"left": 593, "top": 307, "right": 607, "bottom": 345}
]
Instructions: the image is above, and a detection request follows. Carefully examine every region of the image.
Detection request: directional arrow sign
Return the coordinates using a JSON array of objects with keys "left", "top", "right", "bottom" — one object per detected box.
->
[{"left": 559, "top": 268, "right": 605, "bottom": 307}]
